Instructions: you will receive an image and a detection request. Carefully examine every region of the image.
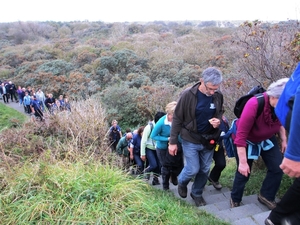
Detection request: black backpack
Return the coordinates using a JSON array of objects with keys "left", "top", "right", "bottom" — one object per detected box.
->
[{"left": 234, "top": 85, "right": 266, "bottom": 118}]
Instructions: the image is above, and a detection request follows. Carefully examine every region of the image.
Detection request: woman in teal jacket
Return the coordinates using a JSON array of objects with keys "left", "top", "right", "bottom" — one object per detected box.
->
[{"left": 151, "top": 101, "right": 183, "bottom": 190}]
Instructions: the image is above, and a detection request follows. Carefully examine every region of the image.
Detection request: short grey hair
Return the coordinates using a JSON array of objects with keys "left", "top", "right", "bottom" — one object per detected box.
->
[
  {"left": 266, "top": 78, "right": 289, "bottom": 98},
  {"left": 202, "top": 67, "right": 223, "bottom": 85}
]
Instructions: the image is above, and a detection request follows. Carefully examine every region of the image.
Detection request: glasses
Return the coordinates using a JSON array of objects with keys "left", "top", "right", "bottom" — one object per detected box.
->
[{"left": 204, "top": 83, "right": 219, "bottom": 93}]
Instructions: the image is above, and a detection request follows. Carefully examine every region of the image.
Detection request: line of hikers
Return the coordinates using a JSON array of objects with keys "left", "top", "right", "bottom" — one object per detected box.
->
[
  {"left": 1, "top": 80, "right": 71, "bottom": 120},
  {"left": 107, "top": 67, "right": 299, "bottom": 225}
]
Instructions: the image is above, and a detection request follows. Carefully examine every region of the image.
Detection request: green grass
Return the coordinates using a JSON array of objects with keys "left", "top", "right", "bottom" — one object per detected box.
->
[
  {"left": 0, "top": 161, "right": 230, "bottom": 225},
  {"left": 0, "top": 102, "right": 28, "bottom": 130}
]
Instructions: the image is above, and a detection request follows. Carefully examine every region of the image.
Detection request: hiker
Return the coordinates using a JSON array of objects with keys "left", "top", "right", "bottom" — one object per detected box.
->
[
  {"left": 0, "top": 82, "right": 9, "bottom": 103},
  {"left": 230, "top": 78, "right": 289, "bottom": 210},
  {"left": 7, "top": 81, "right": 18, "bottom": 102},
  {"left": 23, "top": 91, "right": 32, "bottom": 114},
  {"left": 17, "top": 86, "right": 25, "bottom": 106},
  {"left": 141, "top": 111, "right": 166, "bottom": 185},
  {"left": 63, "top": 96, "right": 71, "bottom": 112},
  {"left": 265, "top": 67, "right": 300, "bottom": 225},
  {"left": 30, "top": 95, "right": 44, "bottom": 121},
  {"left": 151, "top": 101, "right": 184, "bottom": 191},
  {"left": 129, "top": 126, "right": 145, "bottom": 175},
  {"left": 35, "top": 88, "right": 46, "bottom": 111},
  {"left": 45, "top": 93, "right": 56, "bottom": 114},
  {"left": 108, "top": 120, "right": 122, "bottom": 152},
  {"left": 168, "top": 67, "right": 224, "bottom": 206},
  {"left": 208, "top": 114, "right": 229, "bottom": 190},
  {"left": 116, "top": 132, "right": 133, "bottom": 170}
]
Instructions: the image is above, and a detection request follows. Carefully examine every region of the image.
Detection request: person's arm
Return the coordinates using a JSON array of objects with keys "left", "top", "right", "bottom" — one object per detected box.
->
[
  {"left": 279, "top": 126, "right": 287, "bottom": 154},
  {"left": 236, "top": 146, "right": 250, "bottom": 177},
  {"left": 280, "top": 87, "right": 300, "bottom": 177},
  {"left": 150, "top": 118, "right": 169, "bottom": 142}
]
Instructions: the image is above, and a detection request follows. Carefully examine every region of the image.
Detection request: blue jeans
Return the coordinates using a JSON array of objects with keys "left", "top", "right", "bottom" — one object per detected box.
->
[
  {"left": 145, "top": 148, "right": 160, "bottom": 175},
  {"left": 133, "top": 153, "right": 144, "bottom": 174},
  {"left": 231, "top": 135, "right": 283, "bottom": 203},
  {"left": 178, "top": 139, "right": 214, "bottom": 197}
]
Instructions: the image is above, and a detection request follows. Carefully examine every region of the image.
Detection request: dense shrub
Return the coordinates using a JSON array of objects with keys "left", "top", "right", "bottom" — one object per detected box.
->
[{"left": 36, "top": 59, "right": 75, "bottom": 76}]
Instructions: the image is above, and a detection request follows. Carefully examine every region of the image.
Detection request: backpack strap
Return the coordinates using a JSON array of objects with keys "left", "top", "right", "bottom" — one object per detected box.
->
[{"left": 255, "top": 93, "right": 265, "bottom": 118}]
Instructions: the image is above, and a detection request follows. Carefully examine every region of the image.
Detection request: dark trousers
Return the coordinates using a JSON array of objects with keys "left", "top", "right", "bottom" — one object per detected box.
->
[
  {"left": 156, "top": 146, "right": 184, "bottom": 189},
  {"left": 269, "top": 177, "right": 300, "bottom": 225},
  {"left": 231, "top": 135, "right": 283, "bottom": 203},
  {"left": 2, "top": 93, "right": 9, "bottom": 103},
  {"left": 34, "top": 108, "right": 44, "bottom": 121},
  {"left": 209, "top": 144, "right": 226, "bottom": 182},
  {"left": 9, "top": 91, "right": 18, "bottom": 101}
]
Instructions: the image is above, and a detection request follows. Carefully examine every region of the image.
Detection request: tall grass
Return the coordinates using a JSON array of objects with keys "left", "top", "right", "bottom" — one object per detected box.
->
[{"left": 0, "top": 161, "right": 229, "bottom": 225}]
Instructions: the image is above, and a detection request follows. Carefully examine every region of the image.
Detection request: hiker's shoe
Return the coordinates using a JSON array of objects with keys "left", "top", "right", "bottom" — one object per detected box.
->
[
  {"left": 144, "top": 173, "right": 150, "bottom": 180},
  {"left": 170, "top": 174, "right": 178, "bottom": 186},
  {"left": 190, "top": 193, "right": 206, "bottom": 207},
  {"left": 258, "top": 193, "right": 276, "bottom": 210},
  {"left": 230, "top": 198, "right": 241, "bottom": 208},
  {"left": 264, "top": 218, "right": 275, "bottom": 225},
  {"left": 208, "top": 177, "right": 222, "bottom": 190},
  {"left": 178, "top": 184, "right": 187, "bottom": 198},
  {"left": 152, "top": 176, "right": 160, "bottom": 185}
]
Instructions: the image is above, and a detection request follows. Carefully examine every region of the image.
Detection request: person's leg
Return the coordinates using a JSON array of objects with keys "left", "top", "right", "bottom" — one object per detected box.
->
[
  {"left": 3, "top": 94, "right": 8, "bottom": 103},
  {"left": 178, "top": 139, "right": 202, "bottom": 187},
  {"left": 133, "top": 153, "right": 144, "bottom": 175},
  {"left": 267, "top": 178, "right": 300, "bottom": 225},
  {"left": 145, "top": 148, "right": 159, "bottom": 174},
  {"left": 260, "top": 136, "right": 283, "bottom": 201},
  {"left": 209, "top": 145, "right": 226, "bottom": 182},
  {"left": 191, "top": 148, "right": 214, "bottom": 196},
  {"left": 156, "top": 148, "right": 170, "bottom": 189},
  {"left": 231, "top": 146, "right": 253, "bottom": 203}
]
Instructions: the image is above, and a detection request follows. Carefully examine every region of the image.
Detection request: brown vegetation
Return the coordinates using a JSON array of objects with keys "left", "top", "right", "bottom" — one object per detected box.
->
[{"left": 0, "top": 20, "right": 299, "bottom": 126}]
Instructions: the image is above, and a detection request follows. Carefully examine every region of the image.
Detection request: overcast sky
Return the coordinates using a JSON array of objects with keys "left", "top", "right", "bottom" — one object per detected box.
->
[{"left": 1, "top": 0, "right": 299, "bottom": 23}]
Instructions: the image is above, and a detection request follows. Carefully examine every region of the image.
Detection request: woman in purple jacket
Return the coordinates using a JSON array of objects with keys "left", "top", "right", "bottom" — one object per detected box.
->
[{"left": 230, "top": 78, "right": 289, "bottom": 210}]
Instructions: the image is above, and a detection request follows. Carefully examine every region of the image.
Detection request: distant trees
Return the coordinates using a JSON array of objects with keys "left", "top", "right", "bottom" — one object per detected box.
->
[{"left": 0, "top": 20, "right": 299, "bottom": 127}]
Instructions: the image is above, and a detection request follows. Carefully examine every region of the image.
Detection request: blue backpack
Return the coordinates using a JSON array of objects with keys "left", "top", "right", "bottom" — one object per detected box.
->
[
  {"left": 222, "top": 119, "right": 237, "bottom": 157},
  {"left": 276, "top": 62, "right": 300, "bottom": 132}
]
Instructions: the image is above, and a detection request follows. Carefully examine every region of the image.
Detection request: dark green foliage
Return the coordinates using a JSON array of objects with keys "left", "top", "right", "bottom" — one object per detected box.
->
[
  {"left": 36, "top": 59, "right": 75, "bottom": 76},
  {"left": 100, "top": 56, "right": 118, "bottom": 72},
  {"left": 101, "top": 83, "right": 146, "bottom": 128}
]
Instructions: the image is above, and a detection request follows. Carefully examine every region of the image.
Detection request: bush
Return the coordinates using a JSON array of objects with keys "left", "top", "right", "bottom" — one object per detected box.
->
[{"left": 36, "top": 59, "right": 75, "bottom": 76}]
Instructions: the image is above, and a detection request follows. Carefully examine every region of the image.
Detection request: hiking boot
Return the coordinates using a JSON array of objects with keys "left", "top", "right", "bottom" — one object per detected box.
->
[
  {"left": 178, "top": 184, "right": 187, "bottom": 198},
  {"left": 208, "top": 177, "right": 222, "bottom": 190},
  {"left": 264, "top": 218, "right": 275, "bottom": 225},
  {"left": 144, "top": 173, "right": 150, "bottom": 180},
  {"left": 230, "top": 198, "right": 241, "bottom": 208},
  {"left": 258, "top": 193, "right": 277, "bottom": 210},
  {"left": 152, "top": 176, "right": 160, "bottom": 185},
  {"left": 190, "top": 193, "right": 206, "bottom": 207},
  {"left": 170, "top": 174, "right": 178, "bottom": 186}
]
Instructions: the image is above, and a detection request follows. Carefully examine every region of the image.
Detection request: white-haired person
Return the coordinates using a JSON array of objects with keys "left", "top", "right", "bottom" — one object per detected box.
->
[{"left": 230, "top": 78, "right": 289, "bottom": 210}]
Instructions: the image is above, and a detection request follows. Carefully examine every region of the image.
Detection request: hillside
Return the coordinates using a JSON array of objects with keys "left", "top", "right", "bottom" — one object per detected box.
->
[{"left": 0, "top": 20, "right": 299, "bottom": 128}]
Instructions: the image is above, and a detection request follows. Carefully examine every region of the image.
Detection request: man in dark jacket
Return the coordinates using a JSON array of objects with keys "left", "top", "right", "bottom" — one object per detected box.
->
[
  {"left": 7, "top": 81, "right": 18, "bottom": 102},
  {"left": 168, "top": 67, "right": 224, "bottom": 207}
]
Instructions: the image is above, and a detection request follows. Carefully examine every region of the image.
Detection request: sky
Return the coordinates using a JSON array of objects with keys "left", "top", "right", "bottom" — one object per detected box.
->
[{"left": 1, "top": 0, "right": 300, "bottom": 23}]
